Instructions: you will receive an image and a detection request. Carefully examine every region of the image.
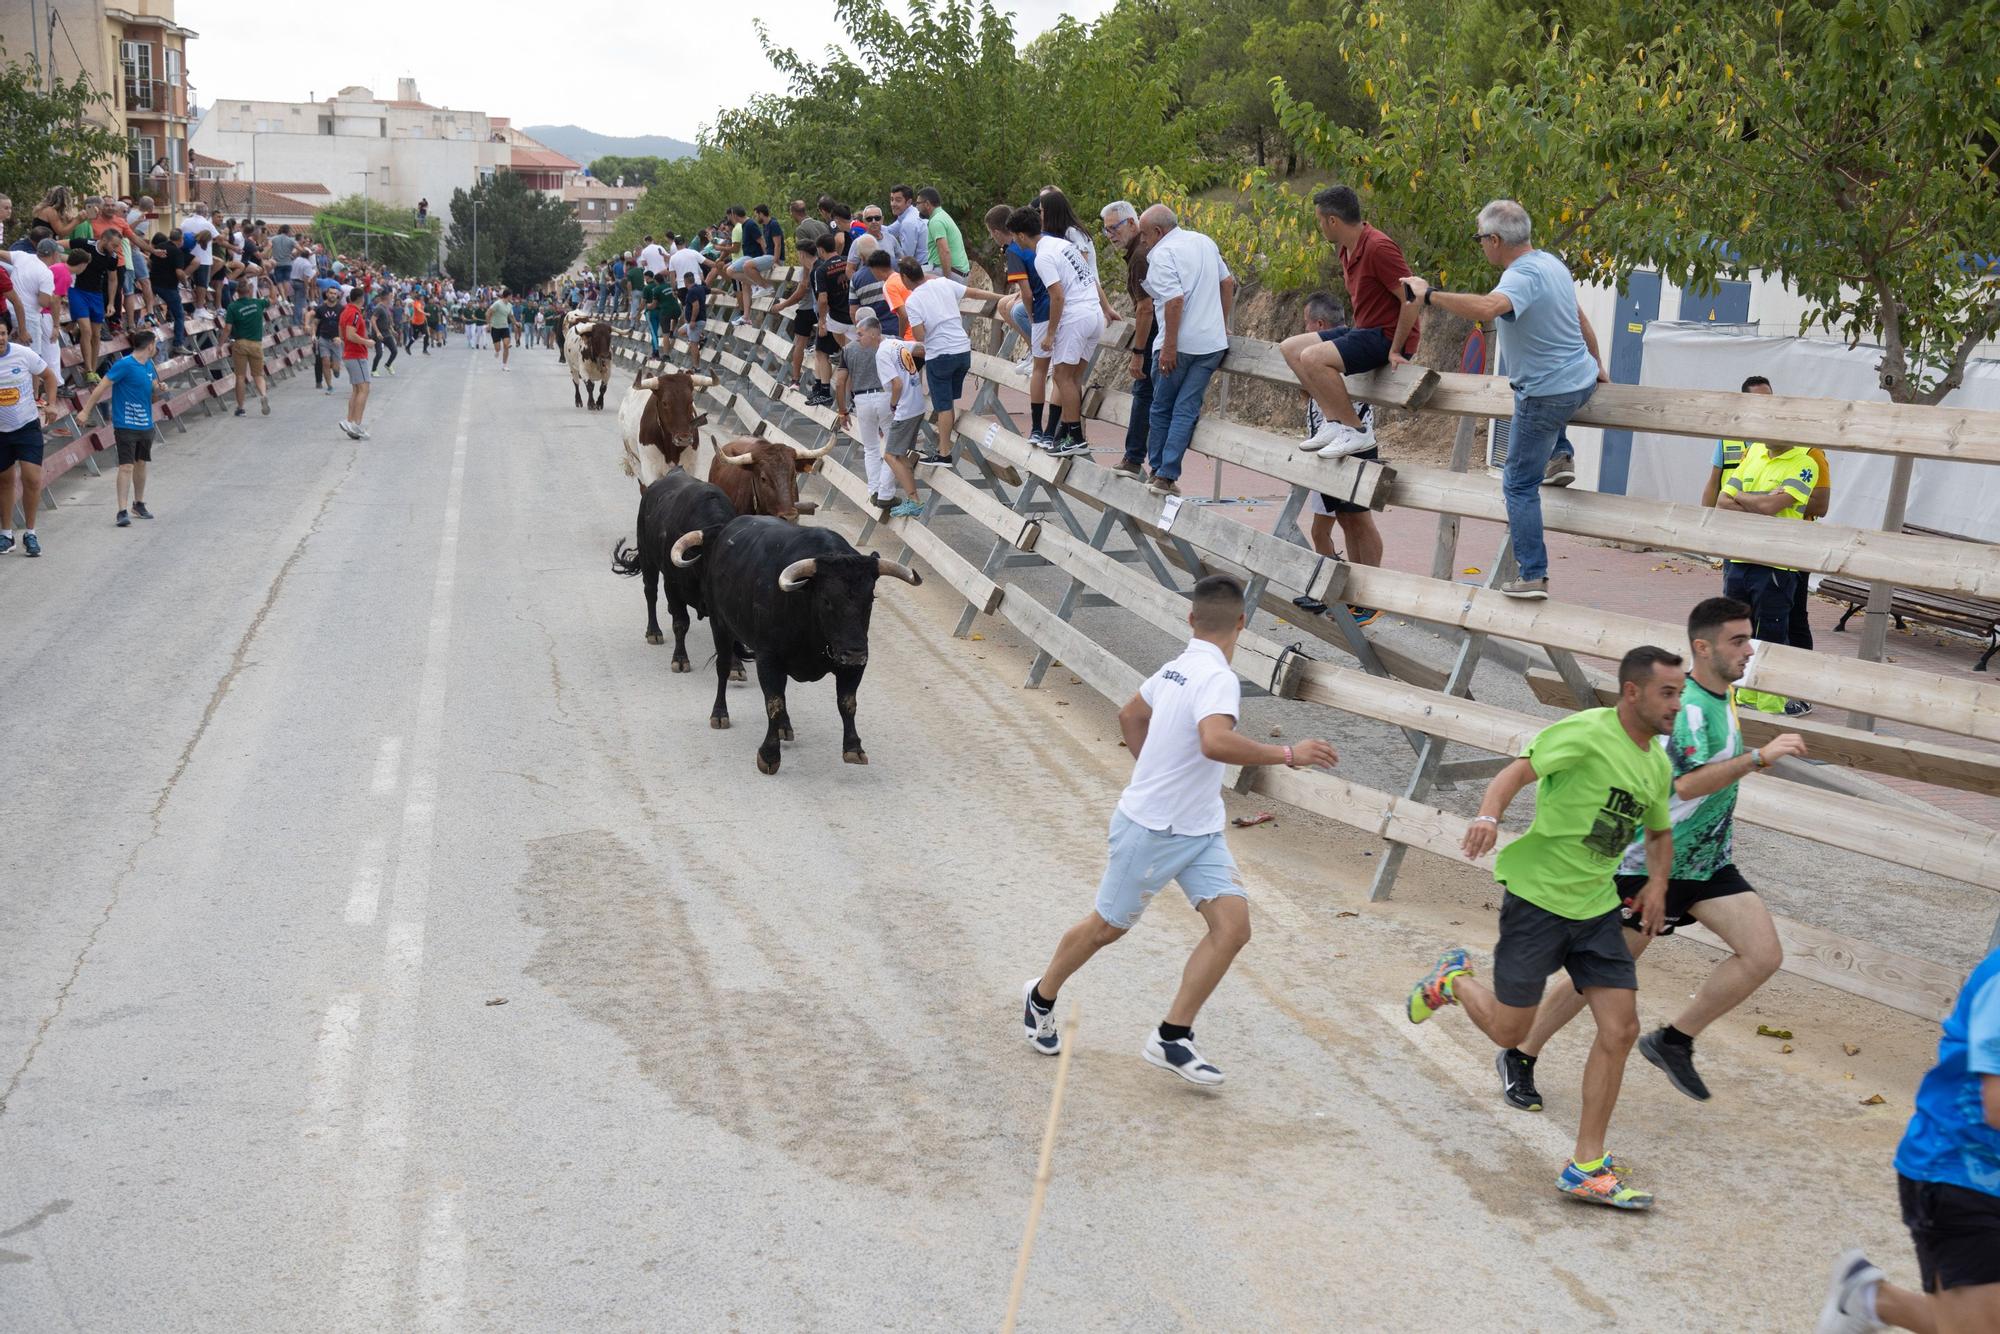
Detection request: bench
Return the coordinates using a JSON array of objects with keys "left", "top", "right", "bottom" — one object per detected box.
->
[{"left": 1820, "top": 525, "right": 2000, "bottom": 670}]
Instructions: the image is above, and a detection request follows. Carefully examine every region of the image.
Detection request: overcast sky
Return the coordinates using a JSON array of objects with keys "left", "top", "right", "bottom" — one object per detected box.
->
[{"left": 177, "top": 0, "right": 1115, "bottom": 142}]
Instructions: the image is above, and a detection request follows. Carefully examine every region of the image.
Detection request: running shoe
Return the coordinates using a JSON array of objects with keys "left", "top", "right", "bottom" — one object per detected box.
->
[
  {"left": 1022, "top": 980, "right": 1060, "bottom": 1056},
  {"left": 1012, "top": 355, "right": 1033, "bottom": 377},
  {"left": 1497, "top": 1047, "right": 1544, "bottom": 1111},
  {"left": 21, "top": 532, "right": 39, "bottom": 557},
  {"left": 116, "top": 510, "right": 131, "bottom": 528},
  {"left": 1784, "top": 699, "right": 1814, "bottom": 717},
  {"left": 261, "top": 396, "right": 271, "bottom": 415},
  {"left": 1292, "top": 594, "right": 1329, "bottom": 614},
  {"left": 1500, "top": 578, "right": 1550, "bottom": 601},
  {"left": 132, "top": 502, "right": 153, "bottom": 519},
  {"left": 917, "top": 452, "right": 956, "bottom": 469},
  {"left": 1347, "top": 605, "right": 1381, "bottom": 627},
  {"left": 1814, "top": 1249, "right": 1885, "bottom": 1334},
  {"left": 338, "top": 420, "right": 360, "bottom": 439},
  {"left": 1048, "top": 436, "right": 1091, "bottom": 458},
  {"left": 1299, "top": 419, "right": 1345, "bottom": 452},
  {"left": 1143, "top": 1031, "right": 1224, "bottom": 1086},
  {"left": 1557, "top": 1158, "right": 1654, "bottom": 1210},
  {"left": 1314, "top": 423, "right": 1372, "bottom": 459},
  {"left": 0, "top": 533, "right": 14, "bottom": 555},
  {"left": 889, "top": 499, "right": 925, "bottom": 518},
  {"left": 1026, "top": 429, "right": 1051, "bottom": 450},
  {"left": 1638, "top": 1029, "right": 1712, "bottom": 1101},
  {"left": 1407, "top": 948, "right": 1471, "bottom": 1024},
  {"left": 234, "top": 405, "right": 247, "bottom": 417},
  {"left": 354, "top": 427, "right": 372, "bottom": 440}
]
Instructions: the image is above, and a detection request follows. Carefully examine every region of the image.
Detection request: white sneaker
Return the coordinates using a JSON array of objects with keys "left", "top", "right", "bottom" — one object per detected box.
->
[
  {"left": 1316, "top": 422, "right": 1374, "bottom": 459},
  {"left": 338, "top": 420, "right": 359, "bottom": 439},
  {"left": 1012, "top": 355, "right": 1033, "bottom": 377},
  {"left": 1814, "top": 1250, "right": 1885, "bottom": 1333},
  {"left": 1022, "top": 980, "right": 1060, "bottom": 1055},
  {"left": 1143, "top": 1031, "right": 1224, "bottom": 1085},
  {"left": 1299, "top": 420, "right": 1344, "bottom": 452},
  {"left": 354, "top": 427, "right": 372, "bottom": 440}
]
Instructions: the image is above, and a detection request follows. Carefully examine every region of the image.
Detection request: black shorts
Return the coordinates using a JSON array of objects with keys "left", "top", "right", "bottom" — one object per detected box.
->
[
  {"left": 1613, "top": 864, "right": 1757, "bottom": 935},
  {"left": 1316, "top": 324, "right": 1393, "bottom": 374},
  {"left": 1491, "top": 890, "right": 1638, "bottom": 1008},
  {"left": 815, "top": 332, "right": 842, "bottom": 357},
  {"left": 114, "top": 428, "right": 154, "bottom": 465},
  {"left": 1900, "top": 1174, "right": 2000, "bottom": 1292},
  {"left": 1314, "top": 445, "right": 1381, "bottom": 514},
  {"left": 792, "top": 307, "right": 816, "bottom": 339},
  {"left": 0, "top": 421, "right": 45, "bottom": 469},
  {"left": 491, "top": 328, "right": 510, "bottom": 344}
]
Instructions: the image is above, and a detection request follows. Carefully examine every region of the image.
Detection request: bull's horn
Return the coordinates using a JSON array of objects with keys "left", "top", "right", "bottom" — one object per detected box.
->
[
  {"left": 636, "top": 376, "right": 662, "bottom": 391},
  {"left": 670, "top": 531, "right": 706, "bottom": 567},
  {"left": 874, "top": 558, "right": 922, "bottom": 587},
  {"left": 686, "top": 374, "right": 717, "bottom": 388},
  {"left": 792, "top": 441, "right": 835, "bottom": 461},
  {"left": 793, "top": 500, "right": 818, "bottom": 515},
  {"left": 777, "top": 558, "right": 818, "bottom": 592},
  {"left": 715, "top": 448, "right": 756, "bottom": 467}
]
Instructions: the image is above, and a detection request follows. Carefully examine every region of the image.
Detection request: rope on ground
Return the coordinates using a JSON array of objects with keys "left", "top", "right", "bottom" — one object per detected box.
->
[{"left": 1000, "top": 1001, "right": 1080, "bottom": 1334}]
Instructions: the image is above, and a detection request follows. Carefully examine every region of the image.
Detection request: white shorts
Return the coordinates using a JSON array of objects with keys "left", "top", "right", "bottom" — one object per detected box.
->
[
  {"left": 1030, "top": 321, "right": 1050, "bottom": 361},
  {"left": 1050, "top": 314, "right": 1104, "bottom": 367}
]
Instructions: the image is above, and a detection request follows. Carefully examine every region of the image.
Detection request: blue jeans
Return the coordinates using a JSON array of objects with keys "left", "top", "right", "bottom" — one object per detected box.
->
[
  {"left": 646, "top": 307, "right": 661, "bottom": 352},
  {"left": 1007, "top": 301, "right": 1032, "bottom": 343},
  {"left": 1502, "top": 382, "right": 1594, "bottom": 581},
  {"left": 160, "top": 286, "right": 187, "bottom": 348},
  {"left": 1123, "top": 346, "right": 1156, "bottom": 466},
  {"left": 1145, "top": 348, "right": 1225, "bottom": 482}
]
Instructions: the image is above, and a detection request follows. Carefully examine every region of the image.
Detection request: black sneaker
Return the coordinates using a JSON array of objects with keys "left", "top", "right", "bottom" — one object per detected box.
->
[
  {"left": 1497, "top": 1047, "right": 1543, "bottom": 1111},
  {"left": 132, "top": 502, "right": 153, "bottom": 519},
  {"left": 1783, "top": 699, "right": 1814, "bottom": 717},
  {"left": 1291, "top": 594, "right": 1329, "bottom": 614},
  {"left": 116, "top": 510, "right": 131, "bottom": 528},
  {"left": 1021, "top": 980, "right": 1060, "bottom": 1055},
  {"left": 917, "top": 452, "right": 956, "bottom": 468},
  {"left": 1143, "top": 1031, "right": 1223, "bottom": 1085},
  {"left": 1048, "top": 435, "right": 1091, "bottom": 458},
  {"left": 1638, "top": 1029, "right": 1712, "bottom": 1101},
  {"left": 234, "top": 405, "right": 247, "bottom": 416}
]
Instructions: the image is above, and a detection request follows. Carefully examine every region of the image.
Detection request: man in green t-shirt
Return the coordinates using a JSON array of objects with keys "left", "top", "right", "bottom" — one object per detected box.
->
[
  {"left": 1512, "top": 597, "right": 1808, "bottom": 1108},
  {"left": 914, "top": 187, "right": 968, "bottom": 277},
  {"left": 487, "top": 292, "right": 516, "bottom": 370},
  {"left": 642, "top": 277, "right": 680, "bottom": 357},
  {"left": 222, "top": 273, "right": 272, "bottom": 417},
  {"left": 1408, "top": 644, "right": 1678, "bottom": 1210}
]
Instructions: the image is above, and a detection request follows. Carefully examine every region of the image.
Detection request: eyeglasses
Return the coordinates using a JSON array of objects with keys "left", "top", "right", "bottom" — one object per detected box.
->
[{"left": 1474, "top": 232, "right": 1497, "bottom": 243}]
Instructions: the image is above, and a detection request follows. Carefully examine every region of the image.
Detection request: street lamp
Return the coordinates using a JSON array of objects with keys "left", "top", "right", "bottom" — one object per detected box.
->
[{"left": 352, "top": 170, "right": 371, "bottom": 262}]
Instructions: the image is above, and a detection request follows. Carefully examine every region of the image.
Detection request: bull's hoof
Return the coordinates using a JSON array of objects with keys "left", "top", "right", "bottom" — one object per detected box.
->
[
  {"left": 671, "top": 658, "right": 691, "bottom": 673},
  {"left": 843, "top": 749, "right": 869, "bottom": 766},
  {"left": 728, "top": 667, "right": 746, "bottom": 683},
  {"left": 756, "top": 751, "right": 780, "bottom": 775},
  {"left": 645, "top": 630, "right": 664, "bottom": 645},
  {"left": 710, "top": 715, "right": 730, "bottom": 730},
  {"left": 778, "top": 726, "right": 794, "bottom": 743}
]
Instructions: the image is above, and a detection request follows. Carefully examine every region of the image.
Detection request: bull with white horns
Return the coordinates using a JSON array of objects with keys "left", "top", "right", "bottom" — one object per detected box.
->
[
  {"left": 618, "top": 367, "right": 713, "bottom": 488},
  {"left": 564, "top": 312, "right": 614, "bottom": 410}
]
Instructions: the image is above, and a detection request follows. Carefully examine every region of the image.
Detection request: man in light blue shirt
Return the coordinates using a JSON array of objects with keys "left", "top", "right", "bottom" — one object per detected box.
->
[
  {"left": 884, "top": 185, "right": 929, "bottom": 267},
  {"left": 1392, "top": 199, "right": 1606, "bottom": 601}
]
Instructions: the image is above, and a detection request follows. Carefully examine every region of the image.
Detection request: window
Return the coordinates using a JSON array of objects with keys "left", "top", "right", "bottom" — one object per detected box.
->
[
  {"left": 320, "top": 117, "right": 333, "bottom": 135},
  {"left": 121, "top": 41, "right": 153, "bottom": 83},
  {"left": 166, "top": 48, "right": 180, "bottom": 87},
  {"left": 380, "top": 166, "right": 390, "bottom": 186},
  {"left": 128, "top": 130, "right": 157, "bottom": 181}
]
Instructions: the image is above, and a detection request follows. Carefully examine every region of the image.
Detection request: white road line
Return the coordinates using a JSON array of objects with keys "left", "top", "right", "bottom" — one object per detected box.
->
[
  {"left": 340, "top": 369, "right": 474, "bottom": 1327},
  {"left": 416, "top": 1190, "right": 468, "bottom": 1333},
  {"left": 343, "top": 834, "right": 388, "bottom": 926},
  {"left": 371, "top": 736, "right": 405, "bottom": 795},
  {"left": 304, "top": 993, "right": 363, "bottom": 1141}
]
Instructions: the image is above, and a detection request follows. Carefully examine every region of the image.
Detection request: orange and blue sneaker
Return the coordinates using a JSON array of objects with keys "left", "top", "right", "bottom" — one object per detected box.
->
[
  {"left": 1557, "top": 1156, "right": 1654, "bottom": 1210},
  {"left": 1407, "top": 948, "right": 1471, "bottom": 1023}
]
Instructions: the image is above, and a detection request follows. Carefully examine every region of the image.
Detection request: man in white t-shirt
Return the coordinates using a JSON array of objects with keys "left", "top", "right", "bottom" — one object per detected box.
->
[
  {"left": 638, "top": 236, "right": 668, "bottom": 277},
  {"left": 1010, "top": 206, "right": 1103, "bottom": 460},
  {"left": 875, "top": 330, "right": 929, "bottom": 518},
  {"left": 892, "top": 256, "right": 1004, "bottom": 469},
  {"left": 1021, "top": 575, "right": 1337, "bottom": 1084},
  {"left": 667, "top": 241, "right": 707, "bottom": 344},
  {"left": 0, "top": 333, "right": 59, "bottom": 557},
  {"left": 1138, "top": 205, "right": 1235, "bottom": 498},
  {"left": 0, "top": 246, "right": 58, "bottom": 369},
  {"left": 181, "top": 207, "right": 219, "bottom": 310}
]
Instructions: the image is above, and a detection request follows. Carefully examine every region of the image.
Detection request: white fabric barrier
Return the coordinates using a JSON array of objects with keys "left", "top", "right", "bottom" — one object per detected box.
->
[{"left": 1623, "top": 323, "right": 2000, "bottom": 542}]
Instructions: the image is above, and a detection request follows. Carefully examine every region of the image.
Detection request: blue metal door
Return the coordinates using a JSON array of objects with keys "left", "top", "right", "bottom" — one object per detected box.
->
[
  {"left": 1598, "top": 269, "right": 1661, "bottom": 495},
  {"left": 1679, "top": 279, "right": 1752, "bottom": 324}
]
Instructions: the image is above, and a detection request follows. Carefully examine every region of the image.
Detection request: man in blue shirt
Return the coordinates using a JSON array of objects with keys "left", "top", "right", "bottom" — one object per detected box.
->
[
  {"left": 76, "top": 329, "right": 163, "bottom": 527},
  {"left": 1818, "top": 947, "right": 2000, "bottom": 1332},
  {"left": 1391, "top": 199, "right": 1607, "bottom": 602}
]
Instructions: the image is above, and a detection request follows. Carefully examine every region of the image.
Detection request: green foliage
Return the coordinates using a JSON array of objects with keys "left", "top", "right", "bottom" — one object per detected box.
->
[
  {"left": 0, "top": 52, "right": 129, "bottom": 215},
  {"left": 444, "top": 171, "right": 585, "bottom": 292},
  {"left": 591, "top": 147, "right": 776, "bottom": 262},
  {"left": 586, "top": 155, "right": 667, "bottom": 189},
  {"left": 312, "top": 195, "right": 439, "bottom": 275}
]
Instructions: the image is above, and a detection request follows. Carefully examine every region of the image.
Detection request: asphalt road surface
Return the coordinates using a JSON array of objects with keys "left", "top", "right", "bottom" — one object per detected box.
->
[{"left": 1, "top": 340, "right": 1942, "bottom": 1331}]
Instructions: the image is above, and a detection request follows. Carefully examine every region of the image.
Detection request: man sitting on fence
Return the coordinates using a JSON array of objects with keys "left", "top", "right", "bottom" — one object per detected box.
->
[
  {"left": 1716, "top": 429, "right": 1822, "bottom": 716},
  {"left": 1137, "top": 204, "right": 1235, "bottom": 498},
  {"left": 1282, "top": 184, "right": 1419, "bottom": 460},
  {"left": 1391, "top": 199, "right": 1608, "bottom": 600}
]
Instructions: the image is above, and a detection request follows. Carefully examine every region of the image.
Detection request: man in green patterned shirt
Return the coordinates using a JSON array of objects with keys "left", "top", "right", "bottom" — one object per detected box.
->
[{"left": 1512, "top": 595, "right": 1808, "bottom": 1106}]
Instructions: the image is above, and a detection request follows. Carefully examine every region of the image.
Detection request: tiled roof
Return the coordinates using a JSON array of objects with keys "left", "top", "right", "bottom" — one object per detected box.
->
[
  {"left": 189, "top": 150, "right": 232, "bottom": 168},
  {"left": 191, "top": 180, "right": 320, "bottom": 218}
]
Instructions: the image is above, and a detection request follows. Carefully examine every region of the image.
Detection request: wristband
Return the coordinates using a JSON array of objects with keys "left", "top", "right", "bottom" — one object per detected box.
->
[
  {"left": 1751, "top": 747, "right": 1767, "bottom": 769},
  {"left": 1472, "top": 815, "right": 1499, "bottom": 825},
  {"left": 1283, "top": 745, "right": 1294, "bottom": 768},
  {"left": 1423, "top": 288, "right": 1433, "bottom": 307}
]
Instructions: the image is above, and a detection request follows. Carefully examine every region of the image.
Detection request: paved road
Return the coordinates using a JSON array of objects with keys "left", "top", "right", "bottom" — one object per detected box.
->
[{"left": 1, "top": 341, "right": 1938, "bottom": 1330}]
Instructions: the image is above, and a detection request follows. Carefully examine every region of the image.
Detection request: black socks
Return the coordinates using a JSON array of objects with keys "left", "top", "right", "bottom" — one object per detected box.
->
[
  {"left": 1661, "top": 1024, "right": 1695, "bottom": 1048},
  {"left": 1158, "top": 1022, "right": 1192, "bottom": 1043},
  {"left": 1029, "top": 403, "right": 1045, "bottom": 433},
  {"left": 1030, "top": 986, "right": 1054, "bottom": 1012}
]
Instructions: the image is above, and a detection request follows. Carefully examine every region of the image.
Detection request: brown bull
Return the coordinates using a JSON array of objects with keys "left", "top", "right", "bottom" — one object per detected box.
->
[
  {"left": 620, "top": 368, "right": 714, "bottom": 487},
  {"left": 709, "top": 437, "right": 834, "bottom": 521}
]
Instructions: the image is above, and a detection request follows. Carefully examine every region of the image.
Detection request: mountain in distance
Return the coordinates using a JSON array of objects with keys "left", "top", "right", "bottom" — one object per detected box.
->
[{"left": 524, "top": 125, "right": 697, "bottom": 169}]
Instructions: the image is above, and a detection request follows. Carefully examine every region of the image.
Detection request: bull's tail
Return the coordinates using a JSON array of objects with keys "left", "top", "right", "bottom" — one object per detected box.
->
[{"left": 611, "top": 539, "right": 643, "bottom": 577}]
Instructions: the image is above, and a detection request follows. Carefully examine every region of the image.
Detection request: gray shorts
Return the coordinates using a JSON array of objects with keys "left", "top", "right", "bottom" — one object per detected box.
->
[
  {"left": 1490, "top": 890, "right": 1637, "bottom": 1008},
  {"left": 343, "top": 357, "right": 371, "bottom": 385},
  {"left": 316, "top": 337, "right": 341, "bottom": 362},
  {"left": 887, "top": 415, "right": 924, "bottom": 458},
  {"left": 1093, "top": 810, "right": 1246, "bottom": 930}
]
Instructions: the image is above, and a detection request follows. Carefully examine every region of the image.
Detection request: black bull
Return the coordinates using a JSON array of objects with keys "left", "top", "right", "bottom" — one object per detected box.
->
[
  {"left": 611, "top": 472, "right": 743, "bottom": 677},
  {"left": 672, "top": 515, "right": 921, "bottom": 774}
]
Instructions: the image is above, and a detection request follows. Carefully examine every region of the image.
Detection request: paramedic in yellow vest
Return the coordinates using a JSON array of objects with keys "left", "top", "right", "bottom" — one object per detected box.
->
[{"left": 1716, "top": 434, "right": 1822, "bottom": 718}]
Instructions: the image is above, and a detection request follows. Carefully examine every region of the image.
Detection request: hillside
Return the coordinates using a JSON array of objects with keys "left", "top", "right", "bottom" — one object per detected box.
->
[{"left": 523, "top": 125, "right": 696, "bottom": 167}]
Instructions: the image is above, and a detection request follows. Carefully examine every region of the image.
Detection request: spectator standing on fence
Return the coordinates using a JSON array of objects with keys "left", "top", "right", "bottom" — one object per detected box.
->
[
  {"left": 835, "top": 312, "right": 897, "bottom": 509},
  {"left": 0, "top": 240, "right": 59, "bottom": 371},
  {"left": 1010, "top": 206, "right": 1100, "bottom": 459},
  {"left": 1814, "top": 944, "right": 2000, "bottom": 1334},
  {"left": 876, "top": 329, "right": 929, "bottom": 518},
  {"left": 1391, "top": 199, "right": 1607, "bottom": 601},
  {"left": 1036, "top": 188, "right": 1118, "bottom": 327},
  {"left": 1283, "top": 185, "right": 1418, "bottom": 460},
  {"left": 1509, "top": 597, "right": 1804, "bottom": 1111},
  {"left": 223, "top": 270, "right": 273, "bottom": 417},
  {"left": 914, "top": 188, "right": 969, "bottom": 278},
  {"left": 1412, "top": 644, "right": 1678, "bottom": 1210},
  {"left": 1137, "top": 204, "right": 1235, "bottom": 498},
  {"left": 67, "top": 236, "right": 118, "bottom": 384},
  {"left": 756, "top": 204, "right": 785, "bottom": 269},
  {"left": 338, "top": 288, "right": 374, "bottom": 439},
  {"left": 1295, "top": 293, "right": 1385, "bottom": 627},
  {"left": 76, "top": 330, "right": 163, "bottom": 529},
  {"left": 808, "top": 232, "right": 854, "bottom": 406},
  {"left": 986, "top": 204, "right": 1053, "bottom": 444},
  {"left": 849, "top": 242, "right": 894, "bottom": 337},
  {"left": 884, "top": 185, "right": 926, "bottom": 267},
  {"left": 1022, "top": 573, "right": 1338, "bottom": 1085},
  {"left": 792, "top": 198, "right": 831, "bottom": 255},
  {"left": 0, "top": 315, "right": 59, "bottom": 556},
  {"left": 895, "top": 257, "right": 1006, "bottom": 470},
  {"left": 669, "top": 239, "right": 707, "bottom": 349},
  {"left": 1101, "top": 200, "right": 1156, "bottom": 480},
  {"left": 1716, "top": 432, "right": 1821, "bottom": 717},
  {"left": 488, "top": 290, "right": 516, "bottom": 370},
  {"left": 288, "top": 248, "right": 316, "bottom": 335},
  {"left": 182, "top": 205, "right": 218, "bottom": 312}
]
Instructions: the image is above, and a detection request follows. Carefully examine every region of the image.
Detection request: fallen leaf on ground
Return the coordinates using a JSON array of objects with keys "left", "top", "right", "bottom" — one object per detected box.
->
[
  {"left": 1335, "top": 910, "right": 1359, "bottom": 919},
  {"left": 1269, "top": 726, "right": 1283, "bottom": 737},
  {"left": 485, "top": 998, "right": 508, "bottom": 1007},
  {"left": 1055, "top": 700, "right": 1069, "bottom": 706},
  {"left": 1780, "top": 1043, "right": 1793, "bottom": 1053},
  {"left": 1068, "top": 677, "right": 1080, "bottom": 685},
  {"left": 970, "top": 633, "right": 985, "bottom": 641},
  {"left": 1860, "top": 1094, "right": 1886, "bottom": 1106},
  {"left": 1231, "top": 812, "right": 1276, "bottom": 828},
  {"left": 1756, "top": 1025, "right": 1793, "bottom": 1040},
  {"left": 1462, "top": 567, "right": 1482, "bottom": 575},
  {"left": 1843, "top": 1042, "right": 1861, "bottom": 1057}
]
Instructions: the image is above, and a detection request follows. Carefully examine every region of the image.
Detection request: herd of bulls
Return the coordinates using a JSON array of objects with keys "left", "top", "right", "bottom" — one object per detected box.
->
[{"left": 603, "top": 348, "right": 922, "bottom": 775}]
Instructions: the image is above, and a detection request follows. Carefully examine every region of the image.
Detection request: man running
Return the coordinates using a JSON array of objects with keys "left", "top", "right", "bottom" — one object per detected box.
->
[
  {"left": 0, "top": 313, "right": 59, "bottom": 556},
  {"left": 223, "top": 270, "right": 272, "bottom": 417},
  {"left": 1503, "top": 597, "right": 1805, "bottom": 1110},
  {"left": 1409, "top": 644, "right": 1678, "bottom": 1209},
  {"left": 76, "top": 329, "right": 163, "bottom": 527},
  {"left": 1023, "top": 575, "right": 1338, "bottom": 1084},
  {"left": 313, "top": 287, "right": 343, "bottom": 395},
  {"left": 488, "top": 290, "right": 515, "bottom": 369},
  {"left": 1816, "top": 944, "right": 2000, "bottom": 1334},
  {"left": 338, "top": 288, "right": 373, "bottom": 439}
]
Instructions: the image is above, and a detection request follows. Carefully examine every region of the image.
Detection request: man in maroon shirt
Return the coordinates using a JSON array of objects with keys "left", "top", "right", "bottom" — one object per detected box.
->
[{"left": 1280, "top": 185, "right": 1419, "bottom": 460}]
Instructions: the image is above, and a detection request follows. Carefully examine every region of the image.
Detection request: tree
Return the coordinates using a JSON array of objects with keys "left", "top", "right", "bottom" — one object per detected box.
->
[
  {"left": 0, "top": 52, "right": 129, "bottom": 221},
  {"left": 590, "top": 147, "right": 776, "bottom": 262},
  {"left": 586, "top": 155, "right": 666, "bottom": 189},
  {"left": 443, "top": 172, "right": 584, "bottom": 292},
  {"left": 312, "top": 195, "right": 439, "bottom": 275}
]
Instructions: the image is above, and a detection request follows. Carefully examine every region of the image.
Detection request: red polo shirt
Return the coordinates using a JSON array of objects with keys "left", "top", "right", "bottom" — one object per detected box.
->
[
  {"left": 1341, "top": 223, "right": 1420, "bottom": 354},
  {"left": 339, "top": 304, "right": 368, "bottom": 359}
]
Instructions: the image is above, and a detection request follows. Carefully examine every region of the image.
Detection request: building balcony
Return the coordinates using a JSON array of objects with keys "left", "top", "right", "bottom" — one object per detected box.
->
[{"left": 122, "top": 78, "right": 175, "bottom": 114}]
